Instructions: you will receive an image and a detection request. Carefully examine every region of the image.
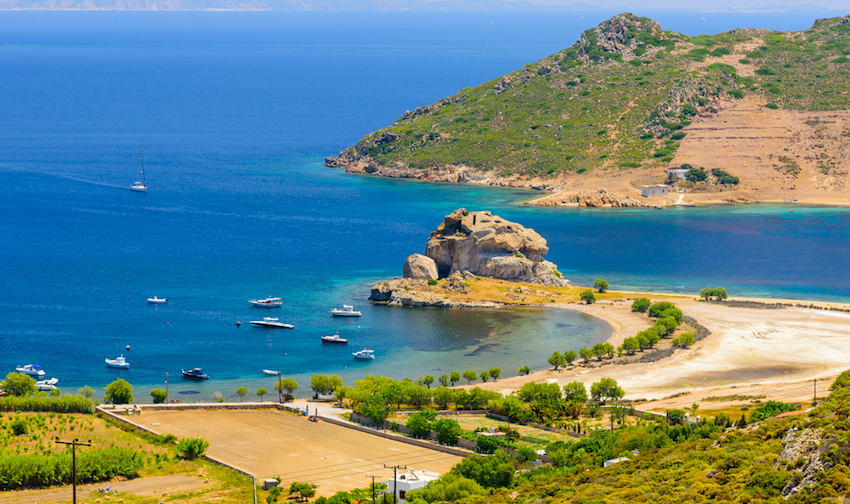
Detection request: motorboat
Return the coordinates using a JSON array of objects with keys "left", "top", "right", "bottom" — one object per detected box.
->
[
  {"left": 106, "top": 355, "right": 130, "bottom": 369},
  {"left": 249, "top": 297, "right": 282, "bottom": 308},
  {"left": 16, "top": 364, "right": 45, "bottom": 377},
  {"left": 182, "top": 368, "right": 209, "bottom": 380},
  {"left": 263, "top": 369, "right": 280, "bottom": 376},
  {"left": 330, "top": 305, "right": 361, "bottom": 317},
  {"left": 249, "top": 317, "right": 294, "bottom": 329},
  {"left": 36, "top": 377, "right": 59, "bottom": 391},
  {"left": 321, "top": 331, "right": 348, "bottom": 344},
  {"left": 130, "top": 147, "right": 147, "bottom": 192},
  {"left": 352, "top": 348, "right": 375, "bottom": 360},
  {"left": 147, "top": 296, "right": 167, "bottom": 304}
]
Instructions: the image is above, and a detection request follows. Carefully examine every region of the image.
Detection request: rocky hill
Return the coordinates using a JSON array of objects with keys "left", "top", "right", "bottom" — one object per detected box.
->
[{"left": 327, "top": 13, "right": 850, "bottom": 207}]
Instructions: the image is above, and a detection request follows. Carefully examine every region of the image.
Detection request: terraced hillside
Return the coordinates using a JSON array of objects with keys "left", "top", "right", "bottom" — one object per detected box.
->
[{"left": 327, "top": 13, "right": 850, "bottom": 207}]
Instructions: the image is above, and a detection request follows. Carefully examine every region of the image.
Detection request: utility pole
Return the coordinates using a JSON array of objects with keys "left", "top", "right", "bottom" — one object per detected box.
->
[
  {"left": 278, "top": 371, "right": 282, "bottom": 403},
  {"left": 55, "top": 438, "right": 91, "bottom": 504},
  {"left": 813, "top": 378, "right": 817, "bottom": 407},
  {"left": 366, "top": 474, "right": 380, "bottom": 503},
  {"left": 165, "top": 372, "right": 169, "bottom": 404},
  {"left": 384, "top": 464, "right": 406, "bottom": 504}
]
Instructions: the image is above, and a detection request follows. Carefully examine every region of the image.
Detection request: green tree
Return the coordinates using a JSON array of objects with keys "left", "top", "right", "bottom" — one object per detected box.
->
[
  {"left": 236, "top": 386, "right": 248, "bottom": 402},
  {"left": 656, "top": 316, "right": 678, "bottom": 336},
  {"left": 517, "top": 365, "right": 531, "bottom": 375},
  {"left": 406, "top": 474, "right": 486, "bottom": 503},
  {"left": 438, "top": 373, "right": 450, "bottom": 387},
  {"left": 580, "top": 289, "right": 596, "bottom": 304},
  {"left": 462, "top": 370, "right": 477, "bottom": 385},
  {"left": 622, "top": 337, "right": 639, "bottom": 355},
  {"left": 699, "top": 286, "right": 713, "bottom": 300},
  {"left": 450, "top": 450, "right": 515, "bottom": 488},
  {"left": 77, "top": 385, "right": 94, "bottom": 399},
  {"left": 488, "top": 368, "right": 501, "bottom": 381},
  {"left": 176, "top": 437, "right": 210, "bottom": 459},
  {"left": 422, "top": 375, "right": 435, "bottom": 388},
  {"left": 579, "top": 347, "right": 593, "bottom": 362},
  {"left": 277, "top": 377, "right": 298, "bottom": 400},
  {"left": 594, "top": 279, "right": 608, "bottom": 293},
  {"left": 603, "top": 343, "right": 615, "bottom": 359},
  {"left": 564, "top": 349, "right": 578, "bottom": 365},
  {"left": 548, "top": 351, "right": 566, "bottom": 370},
  {"left": 0, "top": 373, "right": 36, "bottom": 397},
  {"left": 257, "top": 387, "right": 268, "bottom": 401},
  {"left": 450, "top": 371, "right": 461, "bottom": 386},
  {"left": 712, "top": 287, "right": 728, "bottom": 300},
  {"left": 637, "top": 333, "right": 650, "bottom": 351},
  {"left": 433, "top": 386, "right": 455, "bottom": 409},
  {"left": 590, "top": 377, "right": 624, "bottom": 404},
  {"left": 591, "top": 343, "right": 605, "bottom": 361},
  {"left": 151, "top": 388, "right": 167, "bottom": 404},
  {"left": 479, "top": 370, "right": 490, "bottom": 383},
  {"left": 104, "top": 378, "right": 133, "bottom": 404},
  {"left": 563, "top": 381, "right": 588, "bottom": 403},
  {"left": 311, "top": 374, "right": 343, "bottom": 396},
  {"left": 406, "top": 409, "right": 437, "bottom": 438},
  {"left": 672, "top": 332, "right": 695, "bottom": 348},
  {"left": 631, "top": 297, "right": 651, "bottom": 313},
  {"left": 433, "top": 418, "right": 463, "bottom": 445}
]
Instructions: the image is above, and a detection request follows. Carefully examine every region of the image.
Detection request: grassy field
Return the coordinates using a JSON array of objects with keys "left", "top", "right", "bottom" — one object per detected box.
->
[{"left": 0, "top": 411, "right": 251, "bottom": 503}]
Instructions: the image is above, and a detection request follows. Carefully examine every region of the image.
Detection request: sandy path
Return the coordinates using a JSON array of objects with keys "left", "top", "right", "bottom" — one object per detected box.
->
[{"left": 140, "top": 409, "right": 463, "bottom": 497}]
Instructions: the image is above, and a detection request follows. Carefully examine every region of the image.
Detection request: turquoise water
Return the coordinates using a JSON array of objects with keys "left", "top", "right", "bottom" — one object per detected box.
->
[{"left": 1, "top": 11, "right": 848, "bottom": 400}]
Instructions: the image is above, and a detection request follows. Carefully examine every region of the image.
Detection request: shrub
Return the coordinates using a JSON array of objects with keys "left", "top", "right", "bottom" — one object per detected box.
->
[
  {"left": 0, "top": 395, "right": 94, "bottom": 414},
  {"left": 749, "top": 401, "right": 795, "bottom": 422},
  {"left": 729, "top": 89, "right": 745, "bottom": 99},
  {"left": 10, "top": 418, "right": 28, "bottom": 436},
  {"left": 580, "top": 289, "right": 596, "bottom": 304},
  {"left": 103, "top": 378, "right": 133, "bottom": 405},
  {"left": 427, "top": 278, "right": 438, "bottom": 286},
  {"left": 151, "top": 388, "right": 167, "bottom": 404},
  {"left": 830, "top": 369, "right": 850, "bottom": 390},
  {"left": 631, "top": 298, "right": 651, "bottom": 313},
  {"left": 176, "top": 438, "right": 210, "bottom": 460},
  {"left": 765, "top": 102, "right": 779, "bottom": 109},
  {"left": 672, "top": 332, "right": 695, "bottom": 348}
]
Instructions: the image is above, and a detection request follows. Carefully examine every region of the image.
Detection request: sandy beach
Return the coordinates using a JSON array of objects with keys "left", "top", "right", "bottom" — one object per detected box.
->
[{"left": 470, "top": 290, "right": 850, "bottom": 410}]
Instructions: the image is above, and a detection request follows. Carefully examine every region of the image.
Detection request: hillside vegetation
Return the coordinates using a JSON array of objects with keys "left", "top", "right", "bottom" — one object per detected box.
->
[{"left": 328, "top": 13, "right": 850, "bottom": 181}]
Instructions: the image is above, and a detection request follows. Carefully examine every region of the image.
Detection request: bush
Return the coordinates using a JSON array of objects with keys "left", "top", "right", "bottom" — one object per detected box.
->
[
  {"left": 427, "top": 278, "right": 438, "bottom": 286},
  {"left": 433, "top": 418, "right": 463, "bottom": 445},
  {"left": 151, "top": 388, "right": 167, "bottom": 404},
  {"left": 0, "top": 447, "right": 143, "bottom": 491},
  {"left": 765, "top": 102, "right": 779, "bottom": 109},
  {"left": 749, "top": 401, "right": 795, "bottom": 422},
  {"left": 0, "top": 395, "right": 94, "bottom": 414},
  {"left": 672, "top": 332, "right": 695, "bottom": 348},
  {"left": 631, "top": 298, "right": 651, "bottom": 313},
  {"left": 830, "top": 370, "right": 850, "bottom": 390},
  {"left": 516, "top": 445, "right": 538, "bottom": 463},
  {"left": 176, "top": 438, "right": 210, "bottom": 460},
  {"left": 104, "top": 378, "right": 133, "bottom": 405},
  {"left": 10, "top": 418, "right": 28, "bottom": 436}
]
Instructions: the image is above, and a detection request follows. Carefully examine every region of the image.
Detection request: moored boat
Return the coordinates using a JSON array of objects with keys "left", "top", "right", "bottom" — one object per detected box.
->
[
  {"left": 16, "top": 364, "right": 45, "bottom": 377},
  {"left": 330, "top": 305, "right": 361, "bottom": 317},
  {"left": 249, "top": 297, "right": 282, "bottom": 308},
  {"left": 263, "top": 369, "right": 280, "bottom": 376},
  {"left": 147, "top": 296, "right": 167, "bottom": 304},
  {"left": 36, "top": 377, "right": 59, "bottom": 391},
  {"left": 249, "top": 317, "right": 294, "bottom": 329},
  {"left": 321, "top": 331, "right": 348, "bottom": 344},
  {"left": 182, "top": 368, "right": 209, "bottom": 380},
  {"left": 106, "top": 355, "right": 130, "bottom": 369},
  {"left": 352, "top": 348, "right": 375, "bottom": 360}
]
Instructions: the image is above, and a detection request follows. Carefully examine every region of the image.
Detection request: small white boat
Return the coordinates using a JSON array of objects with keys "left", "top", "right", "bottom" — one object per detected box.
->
[
  {"left": 147, "top": 296, "right": 167, "bottom": 304},
  {"left": 16, "top": 364, "right": 45, "bottom": 377},
  {"left": 130, "top": 147, "right": 147, "bottom": 193},
  {"left": 263, "top": 369, "right": 280, "bottom": 376},
  {"left": 250, "top": 317, "right": 294, "bottom": 329},
  {"left": 322, "top": 331, "right": 348, "bottom": 344},
  {"left": 106, "top": 355, "right": 130, "bottom": 369},
  {"left": 249, "top": 297, "right": 283, "bottom": 308},
  {"left": 330, "top": 305, "right": 361, "bottom": 317},
  {"left": 36, "top": 377, "right": 58, "bottom": 391},
  {"left": 353, "top": 348, "right": 375, "bottom": 360}
]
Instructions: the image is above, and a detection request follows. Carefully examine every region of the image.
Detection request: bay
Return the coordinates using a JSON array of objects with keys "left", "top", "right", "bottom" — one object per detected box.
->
[{"left": 0, "top": 10, "right": 848, "bottom": 399}]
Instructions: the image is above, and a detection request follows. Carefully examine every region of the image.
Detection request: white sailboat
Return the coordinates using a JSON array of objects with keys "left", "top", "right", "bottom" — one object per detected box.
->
[{"left": 130, "top": 148, "right": 147, "bottom": 192}]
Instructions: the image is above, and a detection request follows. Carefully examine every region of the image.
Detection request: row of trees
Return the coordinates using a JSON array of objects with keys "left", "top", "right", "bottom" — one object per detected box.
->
[
  {"left": 699, "top": 286, "right": 728, "bottom": 301},
  {"left": 621, "top": 300, "right": 688, "bottom": 354}
]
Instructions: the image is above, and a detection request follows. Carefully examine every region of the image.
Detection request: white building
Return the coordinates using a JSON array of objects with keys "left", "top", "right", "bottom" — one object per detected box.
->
[
  {"left": 641, "top": 184, "right": 669, "bottom": 197},
  {"left": 665, "top": 168, "right": 689, "bottom": 180},
  {"left": 385, "top": 469, "right": 441, "bottom": 502}
]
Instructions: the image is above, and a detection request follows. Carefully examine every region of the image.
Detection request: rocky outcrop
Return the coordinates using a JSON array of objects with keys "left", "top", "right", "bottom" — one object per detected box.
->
[
  {"left": 403, "top": 254, "right": 438, "bottom": 280},
  {"left": 528, "top": 188, "right": 655, "bottom": 208},
  {"left": 369, "top": 278, "right": 505, "bottom": 308},
  {"left": 423, "top": 209, "right": 567, "bottom": 286},
  {"left": 776, "top": 427, "right": 827, "bottom": 498}
]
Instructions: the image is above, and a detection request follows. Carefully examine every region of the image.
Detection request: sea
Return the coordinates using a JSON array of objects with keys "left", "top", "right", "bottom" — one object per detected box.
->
[{"left": 1, "top": 9, "right": 848, "bottom": 400}]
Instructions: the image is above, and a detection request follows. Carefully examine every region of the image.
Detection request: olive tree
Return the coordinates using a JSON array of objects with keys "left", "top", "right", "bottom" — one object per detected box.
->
[
  {"left": 1, "top": 373, "right": 36, "bottom": 397},
  {"left": 104, "top": 378, "right": 133, "bottom": 404},
  {"left": 594, "top": 279, "right": 608, "bottom": 293},
  {"left": 590, "top": 377, "right": 624, "bottom": 404},
  {"left": 580, "top": 289, "right": 596, "bottom": 304},
  {"left": 257, "top": 387, "right": 268, "bottom": 401},
  {"left": 236, "top": 386, "right": 248, "bottom": 402},
  {"left": 462, "top": 370, "right": 478, "bottom": 385}
]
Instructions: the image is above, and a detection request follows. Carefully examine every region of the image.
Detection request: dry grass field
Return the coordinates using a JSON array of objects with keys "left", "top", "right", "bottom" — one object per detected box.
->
[{"left": 140, "top": 409, "right": 464, "bottom": 497}]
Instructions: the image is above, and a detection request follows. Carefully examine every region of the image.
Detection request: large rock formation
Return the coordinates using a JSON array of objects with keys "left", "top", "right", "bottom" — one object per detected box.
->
[
  {"left": 423, "top": 208, "right": 567, "bottom": 287},
  {"left": 403, "top": 254, "right": 438, "bottom": 280}
]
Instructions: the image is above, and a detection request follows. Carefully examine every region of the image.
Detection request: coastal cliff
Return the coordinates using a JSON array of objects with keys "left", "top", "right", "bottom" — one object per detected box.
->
[
  {"left": 328, "top": 13, "right": 850, "bottom": 208},
  {"left": 369, "top": 209, "right": 567, "bottom": 306}
]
